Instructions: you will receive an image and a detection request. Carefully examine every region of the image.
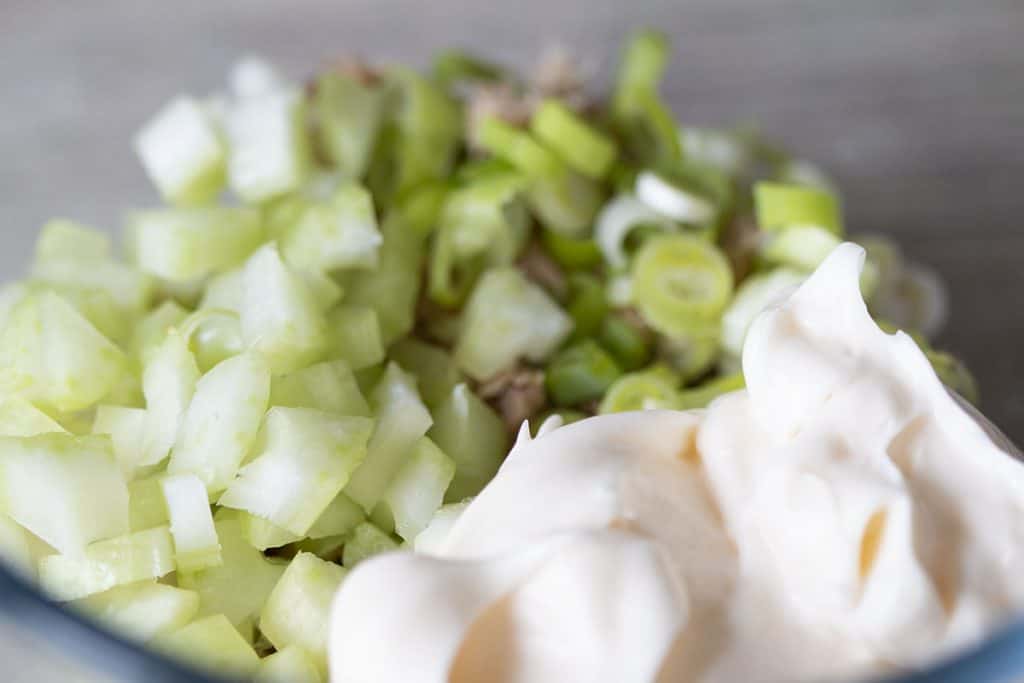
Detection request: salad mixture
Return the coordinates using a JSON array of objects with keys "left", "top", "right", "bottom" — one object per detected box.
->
[{"left": 0, "top": 30, "right": 990, "bottom": 683}]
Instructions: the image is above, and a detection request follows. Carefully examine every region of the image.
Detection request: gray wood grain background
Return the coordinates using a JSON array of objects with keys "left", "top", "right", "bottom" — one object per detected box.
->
[{"left": 2, "top": 0, "right": 1023, "bottom": 439}]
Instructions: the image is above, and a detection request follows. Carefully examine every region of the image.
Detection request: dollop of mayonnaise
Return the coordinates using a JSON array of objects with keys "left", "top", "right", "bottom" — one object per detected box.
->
[{"left": 328, "top": 243, "right": 1024, "bottom": 683}]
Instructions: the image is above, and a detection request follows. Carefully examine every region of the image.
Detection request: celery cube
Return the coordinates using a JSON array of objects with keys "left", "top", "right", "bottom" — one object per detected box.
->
[{"left": 72, "top": 582, "right": 200, "bottom": 642}]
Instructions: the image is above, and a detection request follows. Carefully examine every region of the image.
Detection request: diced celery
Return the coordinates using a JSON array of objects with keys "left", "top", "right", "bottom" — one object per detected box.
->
[
  {"left": 0, "top": 396, "right": 66, "bottom": 437},
  {"left": 239, "top": 511, "right": 301, "bottom": 551},
  {"left": 191, "top": 314, "right": 244, "bottom": 373},
  {"left": 380, "top": 437, "right": 455, "bottom": 542},
  {"left": 429, "top": 383, "right": 508, "bottom": 502},
  {"left": 762, "top": 224, "right": 842, "bottom": 272},
  {"left": 306, "top": 493, "right": 365, "bottom": 540},
  {"left": 315, "top": 72, "right": 386, "bottom": 180},
  {"left": 531, "top": 100, "right": 617, "bottom": 179},
  {"left": 132, "top": 301, "right": 189, "bottom": 365},
  {"left": 754, "top": 181, "right": 842, "bottom": 235},
  {"left": 344, "top": 364, "right": 433, "bottom": 512},
  {"left": 339, "top": 215, "right": 423, "bottom": 346},
  {"left": 326, "top": 306, "right": 385, "bottom": 371},
  {"left": 0, "top": 433, "right": 128, "bottom": 555},
  {"left": 258, "top": 644, "right": 323, "bottom": 683},
  {"left": 92, "top": 406, "right": 146, "bottom": 477},
  {"left": 28, "top": 283, "right": 133, "bottom": 344},
  {"left": 342, "top": 522, "right": 398, "bottom": 568},
  {"left": 721, "top": 268, "right": 805, "bottom": 356},
  {"left": 454, "top": 267, "right": 573, "bottom": 381},
  {"left": 72, "top": 582, "right": 200, "bottom": 642},
  {"left": 168, "top": 351, "right": 271, "bottom": 493},
  {"left": 388, "top": 338, "right": 463, "bottom": 409},
  {"left": 141, "top": 332, "right": 200, "bottom": 466},
  {"left": 155, "top": 614, "right": 260, "bottom": 677},
  {"left": 281, "top": 184, "right": 382, "bottom": 273},
  {"left": 241, "top": 244, "right": 328, "bottom": 374},
  {"left": 135, "top": 95, "right": 227, "bottom": 206},
  {"left": 413, "top": 501, "right": 470, "bottom": 555},
  {"left": 34, "top": 219, "right": 112, "bottom": 262},
  {"left": 31, "top": 257, "right": 154, "bottom": 315},
  {"left": 227, "top": 88, "right": 311, "bottom": 202},
  {"left": 39, "top": 526, "right": 175, "bottom": 601},
  {"left": 128, "top": 476, "right": 170, "bottom": 532},
  {"left": 219, "top": 408, "right": 373, "bottom": 535},
  {"left": 391, "top": 69, "right": 462, "bottom": 194},
  {"left": 271, "top": 360, "right": 370, "bottom": 417},
  {"left": 260, "top": 552, "right": 347, "bottom": 675},
  {"left": 161, "top": 474, "right": 222, "bottom": 571},
  {"left": 0, "top": 292, "right": 126, "bottom": 412},
  {"left": 128, "top": 206, "right": 263, "bottom": 282},
  {"left": 0, "top": 513, "right": 34, "bottom": 578}
]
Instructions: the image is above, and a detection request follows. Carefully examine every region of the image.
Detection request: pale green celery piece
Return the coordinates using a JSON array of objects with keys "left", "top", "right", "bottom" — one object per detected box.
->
[
  {"left": 393, "top": 181, "right": 448, "bottom": 238},
  {"left": 315, "top": 72, "right": 386, "bottom": 179},
  {"left": 227, "top": 88, "right": 311, "bottom": 202},
  {"left": 239, "top": 511, "right": 301, "bottom": 551},
  {"left": 241, "top": 244, "right": 329, "bottom": 374},
  {"left": 27, "top": 283, "right": 132, "bottom": 344},
  {"left": 531, "top": 99, "right": 617, "bottom": 179},
  {"left": 39, "top": 526, "right": 175, "bottom": 601},
  {"left": 631, "top": 234, "right": 733, "bottom": 338},
  {"left": 155, "top": 614, "right": 260, "bottom": 678},
  {"left": 281, "top": 183, "right": 382, "bottom": 273},
  {"left": 342, "top": 522, "right": 398, "bottom": 568},
  {"left": 429, "top": 383, "right": 508, "bottom": 503},
  {"left": 0, "top": 283, "right": 29, "bottom": 330},
  {"left": 344, "top": 363, "right": 433, "bottom": 513},
  {"left": 199, "top": 268, "right": 244, "bottom": 312},
  {"left": 271, "top": 360, "right": 371, "bottom": 417},
  {"left": 0, "top": 433, "right": 128, "bottom": 554},
  {"left": 140, "top": 331, "right": 200, "bottom": 466},
  {"left": 178, "top": 515, "right": 286, "bottom": 630},
  {"left": 0, "top": 513, "right": 34, "bottom": 579},
  {"left": 306, "top": 493, "right": 365, "bottom": 540},
  {"left": 135, "top": 95, "right": 227, "bottom": 206},
  {"left": 527, "top": 167, "right": 605, "bottom": 237},
  {"left": 102, "top": 363, "right": 145, "bottom": 409},
  {"left": 160, "top": 473, "right": 222, "bottom": 572},
  {"left": 391, "top": 68, "right": 462, "bottom": 193},
  {"left": 294, "top": 535, "right": 347, "bottom": 562},
  {"left": 191, "top": 314, "right": 245, "bottom": 373},
  {"left": 128, "top": 476, "right": 170, "bottom": 532},
  {"left": 260, "top": 552, "right": 347, "bottom": 675},
  {"left": 657, "top": 324, "right": 722, "bottom": 382},
  {"left": 326, "top": 305, "right": 385, "bottom": 371},
  {"left": 380, "top": 437, "right": 456, "bottom": 542},
  {"left": 352, "top": 363, "right": 385, "bottom": 396},
  {"left": 454, "top": 268, "right": 573, "bottom": 381},
  {"left": 594, "top": 194, "right": 677, "bottom": 270},
  {"left": 368, "top": 501, "right": 395, "bottom": 535},
  {"left": 168, "top": 351, "right": 271, "bottom": 493},
  {"left": 477, "top": 118, "right": 563, "bottom": 178},
  {"left": 0, "top": 396, "right": 66, "bottom": 437},
  {"left": 31, "top": 258, "right": 155, "bottom": 315},
  {"left": 298, "top": 269, "right": 345, "bottom": 312},
  {"left": 219, "top": 408, "right": 373, "bottom": 535},
  {"left": 132, "top": 300, "right": 189, "bottom": 365},
  {"left": 676, "top": 373, "right": 746, "bottom": 410},
  {"left": 34, "top": 219, "right": 112, "bottom": 262},
  {"left": 92, "top": 406, "right": 146, "bottom": 477},
  {"left": 762, "top": 225, "right": 842, "bottom": 272},
  {"left": 721, "top": 268, "right": 805, "bottom": 357},
  {"left": 258, "top": 645, "right": 323, "bottom": 683},
  {"left": 612, "top": 30, "right": 681, "bottom": 166},
  {"left": 71, "top": 582, "right": 200, "bottom": 643},
  {"left": 754, "top": 181, "right": 842, "bottom": 235},
  {"left": 128, "top": 206, "right": 263, "bottom": 282},
  {"left": 598, "top": 366, "right": 682, "bottom": 414},
  {"left": 412, "top": 501, "right": 470, "bottom": 555},
  {"left": 0, "top": 292, "right": 126, "bottom": 413},
  {"left": 389, "top": 338, "right": 463, "bottom": 409},
  {"left": 339, "top": 215, "right": 423, "bottom": 346}
]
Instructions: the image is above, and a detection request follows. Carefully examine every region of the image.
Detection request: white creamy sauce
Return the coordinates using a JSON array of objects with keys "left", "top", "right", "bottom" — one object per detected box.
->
[{"left": 328, "top": 243, "right": 1024, "bottom": 683}]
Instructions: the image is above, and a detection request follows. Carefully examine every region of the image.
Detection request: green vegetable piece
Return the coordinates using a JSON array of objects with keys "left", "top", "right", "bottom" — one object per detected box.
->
[
  {"left": 721, "top": 268, "right": 805, "bottom": 357},
  {"left": 161, "top": 473, "right": 222, "bottom": 572},
  {"left": 307, "top": 493, "right": 365, "bottom": 540},
  {"left": 540, "top": 230, "right": 603, "bottom": 270},
  {"left": 389, "top": 338, "right": 464, "bottom": 409},
  {"left": 676, "top": 373, "right": 745, "bottom": 410},
  {"left": 72, "top": 582, "right": 200, "bottom": 643},
  {"left": 754, "top": 182, "right": 842, "bottom": 235},
  {"left": 0, "top": 396, "right": 66, "bottom": 438},
  {"left": 155, "top": 614, "right": 260, "bottom": 677},
  {"left": 34, "top": 219, "right": 112, "bottom": 262},
  {"left": 598, "top": 366, "right": 681, "bottom": 414},
  {"left": 132, "top": 300, "right": 189, "bottom": 365},
  {"left": 314, "top": 72, "right": 386, "bottom": 179},
  {"left": 429, "top": 383, "right": 508, "bottom": 503},
  {"left": 928, "top": 349, "right": 980, "bottom": 406},
  {"left": 280, "top": 183, "right": 382, "bottom": 273},
  {"left": 342, "top": 522, "right": 399, "bottom": 568},
  {"left": 128, "top": 476, "right": 170, "bottom": 532},
  {"left": 271, "top": 360, "right": 371, "bottom": 417},
  {"left": 599, "top": 315, "right": 652, "bottom": 371},
  {"left": 380, "top": 437, "right": 456, "bottom": 542},
  {"left": 762, "top": 225, "right": 842, "bottom": 272},
  {"left": 391, "top": 69, "right": 462, "bottom": 195},
  {"left": 92, "top": 405, "right": 146, "bottom": 478},
  {"left": 531, "top": 100, "right": 617, "bottom": 179},
  {"left": 140, "top": 331, "right": 199, "bottom": 467},
  {"left": 412, "top": 501, "right": 470, "bottom": 555},
  {"left": 566, "top": 274, "right": 608, "bottom": 341},
  {"left": 546, "top": 340, "right": 623, "bottom": 407},
  {"left": 258, "top": 645, "right": 323, "bottom": 683},
  {"left": 326, "top": 305, "right": 385, "bottom": 371}
]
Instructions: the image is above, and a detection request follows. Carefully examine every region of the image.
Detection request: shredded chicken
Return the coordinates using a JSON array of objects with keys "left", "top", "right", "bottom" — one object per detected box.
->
[{"left": 478, "top": 366, "right": 548, "bottom": 431}]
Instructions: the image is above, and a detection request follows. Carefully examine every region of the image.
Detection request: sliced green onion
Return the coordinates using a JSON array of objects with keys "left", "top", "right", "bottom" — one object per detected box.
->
[
  {"left": 155, "top": 614, "right": 260, "bottom": 677},
  {"left": 762, "top": 224, "right": 842, "bottom": 272},
  {"left": 631, "top": 234, "right": 733, "bottom": 338},
  {"left": 754, "top": 181, "right": 842, "bottom": 235},
  {"left": 676, "top": 372, "right": 745, "bottom": 410},
  {"left": 326, "top": 305, "right": 386, "bottom": 371},
  {"left": 679, "top": 127, "right": 752, "bottom": 176},
  {"left": 314, "top": 72, "right": 387, "bottom": 179},
  {"left": 128, "top": 206, "right": 263, "bottom": 282},
  {"left": 530, "top": 99, "right": 617, "bottom": 179},
  {"left": 721, "top": 268, "right": 805, "bottom": 356},
  {"left": 389, "top": 338, "right": 464, "bottom": 409},
  {"left": 135, "top": 95, "right": 227, "bottom": 206},
  {"left": 342, "top": 522, "right": 398, "bottom": 568},
  {"left": 612, "top": 30, "right": 681, "bottom": 166},
  {"left": 271, "top": 360, "right": 370, "bottom": 417},
  {"left": 219, "top": 408, "right": 374, "bottom": 535},
  {"left": 477, "top": 117, "right": 563, "bottom": 178},
  {"left": 391, "top": 69, "right": 462, "bottom": 194},
  {"left": 393, "top": 181, "right": 448, "bottom": 238},
  {"left": 71, "top": 582, "right": 201, "bottom": 643},
  {"left": 161, "top": 473, "right": 223, "bottom": 572},
  {"left": 280, "top": 182, "right": 382, "bottom": 272},
  {"left": 258, "top": 644, "right": 323, "bottom": 683},
  {"left": 540, "top": 230, "right": 603, "bottom": 270},
  {"left": 635, "top": 171, "right": 716, "bottom": 226},
  {"left": 526, "top": 169, "right": 604, "bottom": 237},
  {"left": 261, "top": 552, "right": 347, "bottom": 675},
  {"left": 39, "top": 526, "right": 175, "bottom": 601},
  {"left": 594, "top": 194, "right": 677, "bottom": 269},
  {"left": 429, "top": 383, "right": 508, "bottom": 502},
  {"left": 599, "top": 315, "right": 652, "bottom": 371},
  {"left": 455, "top": 267, "right": 573, "bottom": 381},
  {"left": 379, "top": 437, "right": 456, "bottom": 542},
  {"left": 657, "top": 324, "right": 721, "bottom": 381},
  {"left": 566, "top": 274, "right": 608, "bottom": 341},
  {"left": 412, "top": 501, "right": 470, "bottom": 554},
  {"left": 613, "top": 29, "right": 669, "bottom": 113},
  {"left": 598, "top": 365, "right": 681, "bottom": 414},
  {"left": 433, "top": 50, "right": 506, "bottom": 87},
  {"left": 545, "top": 340, "right": 623, "bottom": 407}
]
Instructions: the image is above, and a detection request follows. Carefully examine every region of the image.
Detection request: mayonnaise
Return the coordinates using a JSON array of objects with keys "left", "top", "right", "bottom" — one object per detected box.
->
[{"left": 328, "top": 243, "right": 1024, "bottom": 683}]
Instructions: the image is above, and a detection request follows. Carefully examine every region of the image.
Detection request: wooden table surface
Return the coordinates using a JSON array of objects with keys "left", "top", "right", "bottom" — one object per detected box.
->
[{"left": 2, "top": 0, "right": 1023, "bottom": 439}]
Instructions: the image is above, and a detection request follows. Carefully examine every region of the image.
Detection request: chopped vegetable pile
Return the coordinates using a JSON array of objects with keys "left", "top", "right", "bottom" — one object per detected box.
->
[{"left": 0, "top": 30, "right": 976, "bottom": 681}]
